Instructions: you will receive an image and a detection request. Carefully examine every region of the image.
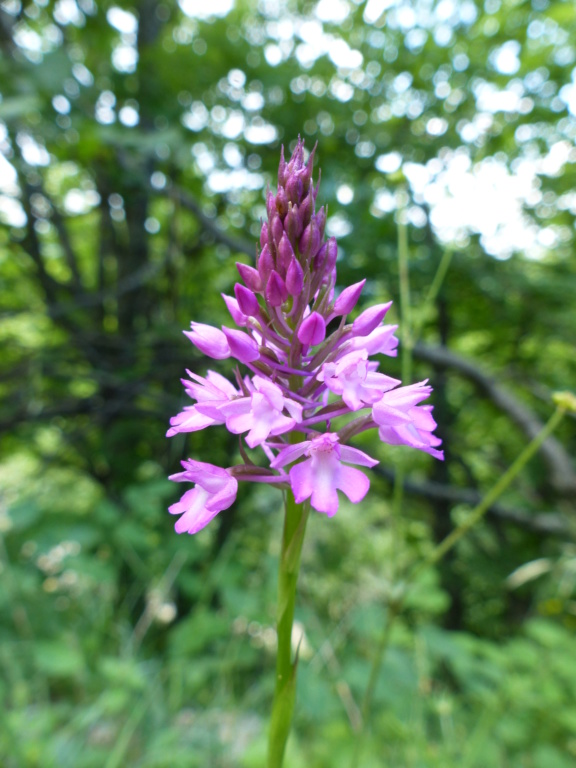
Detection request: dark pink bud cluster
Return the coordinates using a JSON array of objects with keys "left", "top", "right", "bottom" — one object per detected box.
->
[{"left": 167, "top": 138, "right": 443, "bottom": 534}]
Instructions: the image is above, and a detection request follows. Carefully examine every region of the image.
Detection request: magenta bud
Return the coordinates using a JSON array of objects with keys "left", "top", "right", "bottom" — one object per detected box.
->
[
  {"left": 314, "top": 241, "right": 327, "bottom": 271},
  {"left": 260, "top": 222, "right": 268, "bottom": 248},
  {"left": 287, "top": 138, "right": 304, "bottom": 175},
  {"left": 258, "top": 244, "right": 274, "bottom": 282},
  {"left": 297, "top": 311, "right": 326, "bottom": 346},
  {"left": 271, "top": 214, "right": 284, "bottom": 247},
  {"left": 234, "top": 283, "right": 260, "bottom": 316},
  {"left": 265, "top": 270, "right": 288, "bottom": 307},
  {"left": 221, "top": 293, "right": 247, "bottom": 326},
  {"left": 315, "top": 207, "right": 326, "bottom": 239},
  {"left": 286, "top": 173, "right": 304, "bottom": 205},
  {"left": 286, "top": 257, "right": 304, "bottom": 297},
  {"left": 352, "top": 302, "right": 393, "bottom": 336},
  {"left": 285, "top": 204, "right": 303, "bottom": 241},
  {"left": 236, "top": 262, "right": 263, "bottom": 292},
  {"left": 277, "top": 234, "right": 295, "bottom": 275},
  {"left": 300, "top": 142, "right": 317, "bottom": 193},
  {"left": 299, "top": 189, "right": 313, "bottom": 228},
  {"left": 324, "top": 237, "right": 338, "bottom": 272},
  {"left": 275, "top": 186, "right": 289, "bottom": 218},
  {"left": 266, "top": 188, "right": 276, "bottom": 219},
  {"left": 299, "top": 220, "right": 321, "bottom": 258},
  {"left": 333, "top": 279, "right": 366, "bottom": 316},
  {"left": 222, "top": 327, "right": 260, "bottom": 363},
  {"left": 184, "top": 323, "right": 230, "bottom": 359},
  {"left": 278, "top": 145, "right": 287, "bottom": 186}
]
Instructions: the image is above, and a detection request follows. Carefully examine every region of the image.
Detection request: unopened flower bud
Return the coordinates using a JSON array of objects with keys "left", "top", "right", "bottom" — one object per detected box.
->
[
  {"left": 286, "top": 173, "right": 304, "bottom": 205},
  {"left": 277, "top": 234, "right": 295, "bottom": 276},
  {"left": 297, "top": 312, "right": 326, "bottom": 346},
  {"left": 266, "top": 188, "right": 276, "bottom": 219},
  {"left": 552, "top": 391, "right": 576, "bottom": 414},
  {"left": 236, "top": 262, "right": 263, "bottom": 292},
  {"left": 285, "top": 204, "right": 303, "bottom": 241},
  {"left": 333, "top": 279, "right": 366, "bottom": 316},
  {"left": 277, "top": 145, "right": 287, "bottom": 186},
  {"left": 258, "top": 244, "right": 274, "bottom": 282},
  {"left": 286, "top": 257, "right": 304, "bottom": 297},
  {"left": 265, "top": 270, "right": 288, "bottom": 307},
  {"left": 260, "top": 222, "right": 268, "bottom": 248},
  {"left": 276, "top": 186, "right": 289, "bottom": 218},
  {"left": 299, "top": 220, "right": 321, "bottom": 259},
  {"left": 221, "top": 293, "right": 247, "bottom": 326},
  {"left": 234, "top": 283, "right": 260, "bottom": 317},
  {"left": 271, "top": 214, "right": 284, "bottom": 247},
  {"left": 222, "top": 327, "right": 260, "bottom": 363},
  {"left": 352, "top": 302, "right": 393, "bottom": 336},
  {"left": 324, "top": 237, "right": 338, "bottom": 272},
  {"left": 287, "top": 138, "right": 304, "bottom": 175},
  {"left": 299, "top": 188, "right": 314, "bottom": 228},
  {"left": 315, "top": 206, "right": 326, "bottom": 240},
  {"left": 184, "top": 323, "right": 230, "bottom": 359},
  {"left": 300, "top": 142, "right": 316, "bottom": 194}
]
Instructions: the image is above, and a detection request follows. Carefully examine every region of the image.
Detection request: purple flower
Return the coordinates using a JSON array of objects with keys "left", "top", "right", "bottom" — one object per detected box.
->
[
  {"left": 272, "top": 434, "right": 378, "bottom": 516},
  {"left": 319, "top": 350, "right": 400, "bottom": 411},
  {"left": 167, "top": 137, "right": 443, "bottom": 532},
  {"left": 169, "top": 460, "right": 238, "bottom": 534},
  {"left": 166, "top": 370, "right": 239, "bottom": 437},
  {"left": 219, "top": 376, "right": 303, "bottom": 448},
  {"left": 372, "top": 381, "right": 444, "bottom": 460}
]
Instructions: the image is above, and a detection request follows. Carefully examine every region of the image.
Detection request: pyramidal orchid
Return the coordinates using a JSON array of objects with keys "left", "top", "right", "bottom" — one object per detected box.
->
[{"left": 167, "top": 138, "right": 443, "bottom": 767}]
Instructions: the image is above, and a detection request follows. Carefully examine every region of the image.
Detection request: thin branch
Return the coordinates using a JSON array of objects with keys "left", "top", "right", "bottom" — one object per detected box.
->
[
  {"left": 375, "top": 466, "right": 571, "bottom": 536},
  {"left": 414, "top": 342, "right": 576, "bottom": 496},
  {"left": 172, "top": 187, "right": 254, "bottom": 257}
]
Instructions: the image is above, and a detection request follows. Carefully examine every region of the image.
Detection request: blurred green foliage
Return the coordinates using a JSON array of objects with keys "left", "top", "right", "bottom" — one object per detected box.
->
[{"left": 1, "top": 0, "right": 576, "bottom": 765}]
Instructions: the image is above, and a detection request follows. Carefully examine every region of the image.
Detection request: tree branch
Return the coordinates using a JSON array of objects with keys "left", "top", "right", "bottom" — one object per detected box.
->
[{"left": 172, "top": 187, "right": 254, "bottom": 257}]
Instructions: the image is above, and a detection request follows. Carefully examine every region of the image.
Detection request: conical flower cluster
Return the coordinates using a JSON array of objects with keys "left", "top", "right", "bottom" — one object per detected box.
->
[{"left": 168, "top": 139, "right": 443, "bottom": 533}]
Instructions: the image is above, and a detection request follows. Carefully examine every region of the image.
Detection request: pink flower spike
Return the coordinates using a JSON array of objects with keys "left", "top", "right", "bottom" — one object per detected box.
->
[
  {"left": 222, "top": 327, "right": 260, "bottom": 363},
  {"left": 235, "top": 283, "right": 260, "bottom": 317},
  {"left": 285, "top": 433, "right": 377, "bottom": 516},
  {"left": 352, "top": 302, "right": 393, "bottom": 337},
  {"left": 184, "top": 323, "right": 230, "bottom": 359},
  {"left": 169, "top": 460, "right": 237, "bottom": 534},
  {"left": 236, "top": 262, "right": 263, "bottom": 292},
  {"left": 298, "top": 311, "right": 326, "bottom": 346},
  {"left": 333, "top": 280, "right": 366, "bottom": 317},
  {"left": 266, "top": 270, "right": 288, "bottom": 307}
]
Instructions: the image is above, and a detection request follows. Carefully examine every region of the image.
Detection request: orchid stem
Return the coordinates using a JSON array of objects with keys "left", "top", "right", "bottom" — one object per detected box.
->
[{"left": 267, "top": 490, "right": 310, "bottom": 768}]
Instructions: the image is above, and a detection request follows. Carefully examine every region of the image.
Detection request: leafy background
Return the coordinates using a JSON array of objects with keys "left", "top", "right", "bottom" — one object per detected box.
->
[{"left": 1, "top": 0, "right": 575, "bottom": 765}]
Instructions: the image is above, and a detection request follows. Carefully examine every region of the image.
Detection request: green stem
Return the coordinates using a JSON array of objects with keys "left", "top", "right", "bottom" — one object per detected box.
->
[
  {"left": 397, "top": 212, "right": 412, "bottom": 385},
  {"left": 267, "top": 490, "right": 310, "bottom": 768},
  {"left": 419, "top": 406, "right": 566, "bottom": 572},
  {"left": 351, "top": 405, "right": 566, "bottom": 768},
  {"left": 411, "top": 246, "right": 454, "bottom": 343},
  {"left": 350, "top": 598, "right": 402, "bottom": 768}
]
